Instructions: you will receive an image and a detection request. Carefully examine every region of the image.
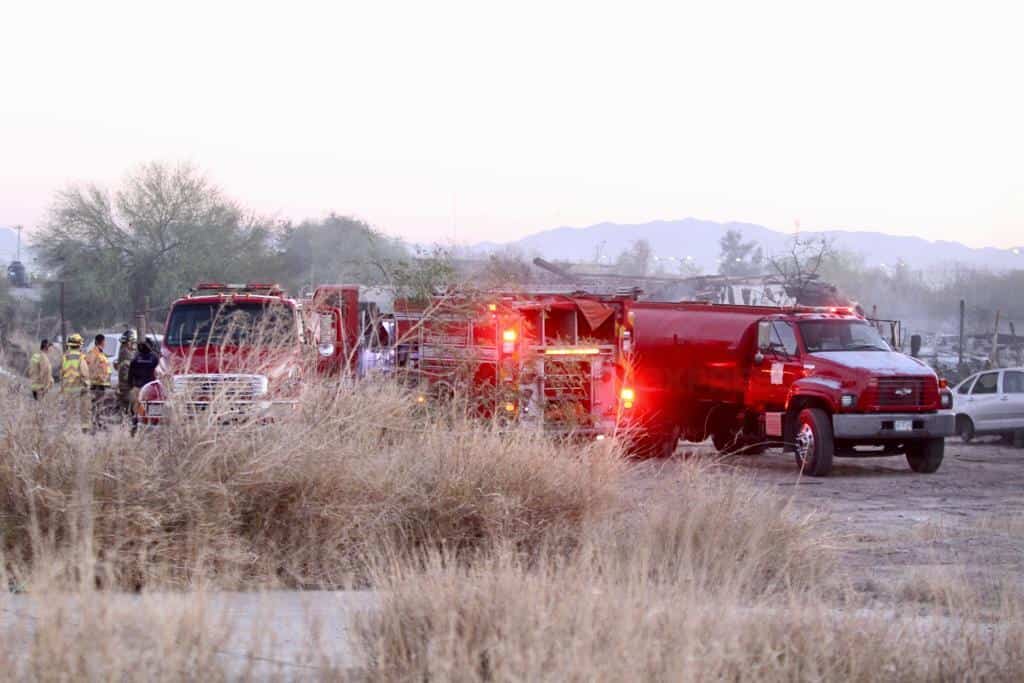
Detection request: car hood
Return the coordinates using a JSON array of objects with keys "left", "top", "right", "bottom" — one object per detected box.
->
[{"left": 810, "top": 351, "right": 935, "bottom": 377}]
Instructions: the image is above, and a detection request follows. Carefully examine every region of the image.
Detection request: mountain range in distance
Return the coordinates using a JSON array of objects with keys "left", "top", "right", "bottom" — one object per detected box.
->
[
  {"left": 6, "top": 220, "right": 1022, "bottom": 276},
  {"left": 470, "top": 218, "right": 1024, "bottom": 274}
]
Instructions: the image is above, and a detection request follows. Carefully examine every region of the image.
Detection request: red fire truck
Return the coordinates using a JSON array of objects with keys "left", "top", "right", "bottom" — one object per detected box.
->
[
  {"left": 616, "top": 300, "right": 955, "bottom": 474},
  {"left": 137, "top": 282, "right": 371, "bottom": 424},
  {"left": 397, "top": 291, "right": 633, "bottom": 437}
]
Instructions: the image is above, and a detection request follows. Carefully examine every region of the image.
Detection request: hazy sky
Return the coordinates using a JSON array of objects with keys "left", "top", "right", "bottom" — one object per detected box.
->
[{"left": 2, "top": 1, "right": 1022, "bottom": 248}]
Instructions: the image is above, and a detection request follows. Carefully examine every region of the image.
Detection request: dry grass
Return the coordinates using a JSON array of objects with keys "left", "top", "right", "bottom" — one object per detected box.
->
[
  {"left": 0, "top": 589, "right": 232, "bottom": 681},
  {"left": 0, "top": 378, "right": 624, "bottom": 590},
  {"left": 358, "top": 471, "right": 1024, "bottom": 681},
  {"left": 3, "top": 373, "right": 1024, "bottom": 679}
]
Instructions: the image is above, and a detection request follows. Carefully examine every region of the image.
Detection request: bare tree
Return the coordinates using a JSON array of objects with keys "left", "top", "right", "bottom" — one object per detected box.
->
[{"left": 768, "top": 235, "right": 835, "bottom": 302}]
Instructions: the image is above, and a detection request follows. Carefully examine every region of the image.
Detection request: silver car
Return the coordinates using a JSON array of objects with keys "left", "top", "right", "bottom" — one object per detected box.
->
[{"left": 952, "top": 367, "right": 1024, "bottom": 441}]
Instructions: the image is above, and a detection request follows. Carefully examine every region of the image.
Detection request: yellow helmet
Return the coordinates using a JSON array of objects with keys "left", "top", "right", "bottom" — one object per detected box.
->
[{"left": 67, "top": 333, "right": 84, "bottom": 347}]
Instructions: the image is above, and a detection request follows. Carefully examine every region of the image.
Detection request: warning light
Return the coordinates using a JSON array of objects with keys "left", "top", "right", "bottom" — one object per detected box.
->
[
  {"left": 502, "top": 329, "right": 517, "bottom": 343},
  {"left": 416, "top": 394, "right": 426, "bottom": 404},
  {"left": 543, "top": 347, "right": 600, "bottom": 356},
  {"left": 504, "top": 402, "right": 516, "bottom": 412},
  {"left": 488, "top": 303, "right": 498, "bottom": 312},
  {"left": 620, "top": 387, "right": 635, "bottom": 409}
]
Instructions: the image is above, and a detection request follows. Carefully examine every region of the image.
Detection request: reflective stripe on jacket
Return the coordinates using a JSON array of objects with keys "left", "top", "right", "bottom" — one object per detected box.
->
[{"left": 61, "top": 350, "right": 90, "bottom": 392}]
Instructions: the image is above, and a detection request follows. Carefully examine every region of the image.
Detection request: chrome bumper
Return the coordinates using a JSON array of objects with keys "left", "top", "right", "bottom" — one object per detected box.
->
[{"left": 832, "top": 411, "right": 955, "bottom": 440}]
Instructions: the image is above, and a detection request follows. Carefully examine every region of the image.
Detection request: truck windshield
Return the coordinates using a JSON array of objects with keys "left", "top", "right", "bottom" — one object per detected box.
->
[
  {"left": 798, "top": 320, "right": 890, "bottom": 353},
  {"left": 166, "top": 302, "right": 298, "bottom": 347}
]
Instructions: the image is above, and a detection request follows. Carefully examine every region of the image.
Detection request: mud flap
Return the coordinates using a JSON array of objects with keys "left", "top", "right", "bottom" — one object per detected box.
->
[{"left": 781, "top": 412, "right": 796, "bottom": 453}]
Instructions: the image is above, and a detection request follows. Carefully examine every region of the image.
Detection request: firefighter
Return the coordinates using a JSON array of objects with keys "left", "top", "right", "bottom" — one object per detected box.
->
[
  {"left": 60, "top": 333, "right": 92, "bottom": 432},
  {"left": 128, "top": 340, "right": 159, "bottom": 433},
  {"left": 28, "top": 338, "right": 54, "bottom": 399},
  {"left": 86, "top": 333, "right": 112, "bottom": 428},
  {"left": 114, "top": 329, "right": 137, "bottom": 415}
]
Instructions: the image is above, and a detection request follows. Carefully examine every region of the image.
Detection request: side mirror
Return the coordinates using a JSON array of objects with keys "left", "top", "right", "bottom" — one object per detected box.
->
[{"left": 754, "top": 351, "right": 765, "bottom": 365}]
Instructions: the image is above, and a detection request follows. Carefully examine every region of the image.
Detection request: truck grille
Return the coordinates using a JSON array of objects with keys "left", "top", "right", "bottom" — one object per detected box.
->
[
  {"left": 865, "top": 377, "right": 937, "bottom": 410},
  {"left": 172, "top": 374, "right": 264, "bottom": 401}
]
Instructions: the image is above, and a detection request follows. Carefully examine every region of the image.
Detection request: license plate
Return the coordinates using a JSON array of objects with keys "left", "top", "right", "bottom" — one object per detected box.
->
[{"left": 894, "top": 419, "right": 913, "bottom": 432}]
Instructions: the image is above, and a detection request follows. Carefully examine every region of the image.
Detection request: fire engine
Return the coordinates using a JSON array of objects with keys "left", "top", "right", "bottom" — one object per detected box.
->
[
  {"left": 396, "top": 291, "right": 633, "bottom": 437},
  {"left": 137, "top": 282, "right": 380, "bottom": 424}
]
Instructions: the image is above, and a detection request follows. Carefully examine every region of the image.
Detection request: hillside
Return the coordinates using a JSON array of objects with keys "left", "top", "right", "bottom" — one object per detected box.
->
[{"left": 472, "top": 218, "right": 1024, "bottom": 273}]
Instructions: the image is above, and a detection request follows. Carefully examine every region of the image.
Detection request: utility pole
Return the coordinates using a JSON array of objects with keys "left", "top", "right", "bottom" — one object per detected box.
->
[
  {"left": 15, "top": 225, "right": 22, "bottom": 261},
  {"left": 59, "top": 280, "right": 67, "bottom": 351},
  {"left": 991, "top": 310, "right": 1001, "bottom": 368},
  {"left": 958, "top": 299, "right": 965, "bottom": 370}
]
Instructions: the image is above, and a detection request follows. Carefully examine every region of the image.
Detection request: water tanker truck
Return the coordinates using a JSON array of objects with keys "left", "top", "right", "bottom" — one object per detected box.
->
[{"left": 617, "top": 301, "right": 955, "bottom": 474}]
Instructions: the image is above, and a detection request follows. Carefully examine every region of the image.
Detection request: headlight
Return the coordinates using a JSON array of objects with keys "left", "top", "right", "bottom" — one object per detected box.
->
[
  {"left": 940, "top": 391, "right": 952, "bottom": 409},
  {"left": 840, "top": 394, "right": 856, "bottom": 408}
]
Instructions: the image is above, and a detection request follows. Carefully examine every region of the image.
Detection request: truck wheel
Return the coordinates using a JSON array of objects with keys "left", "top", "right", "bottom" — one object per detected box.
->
[
  {"left": 638, "top": 426, "right": 681, "bottom": 459},
  {"left": 793, "top": 408, "right": 834, "bottom": 477},
  {"left": 712, "top": 430, "right": 737, "bottom": 454},
  {"left": 906, "top": 438, "right": 944, "bottom": 473},
  {"left": 956, "top": 415, "right": 975, "bottom": 443}
]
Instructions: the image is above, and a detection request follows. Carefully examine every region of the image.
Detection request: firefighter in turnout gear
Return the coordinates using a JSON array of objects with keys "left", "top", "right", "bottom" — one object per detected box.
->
[
  {"left": 61, "top": 333, "right": 92, "bottom": 432},
  {"left": 115, "top": 329, "right": 137, "bottom": 415},
  {"left": 86, "top": 333, "right": 112, "bottom": 428},
  {"left": 28, "top": 338, "right": 54, "bottom": 399}
]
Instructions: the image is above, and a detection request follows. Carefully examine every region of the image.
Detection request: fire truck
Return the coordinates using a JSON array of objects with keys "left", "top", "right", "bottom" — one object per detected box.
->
[
  {"left": 614, "top": 299, "right": 955, "bottom": 474},
  {"left": 137, "top": 282, "right": 378, "bottom": 424},
  {"left": 396, "top": 291, "right": 633, "bottom": 438}
]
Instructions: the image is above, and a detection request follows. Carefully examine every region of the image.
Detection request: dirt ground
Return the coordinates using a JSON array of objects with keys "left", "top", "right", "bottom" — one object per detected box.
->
[{"left": 632, "top": 437, "right": 1024, "bottom": 597}]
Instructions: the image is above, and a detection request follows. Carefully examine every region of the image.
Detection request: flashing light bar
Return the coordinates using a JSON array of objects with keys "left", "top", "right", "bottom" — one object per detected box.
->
[
  {"left": 192, "top": 282, "right": 284, "bottom": 295},
  {"left": 543, "top": 347, "right": 601, "bottom": 356}
]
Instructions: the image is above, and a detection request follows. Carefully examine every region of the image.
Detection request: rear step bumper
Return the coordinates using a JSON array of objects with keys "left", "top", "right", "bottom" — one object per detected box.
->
[{"left": 832, "top": 412, "right": 955, "bottom": 439}]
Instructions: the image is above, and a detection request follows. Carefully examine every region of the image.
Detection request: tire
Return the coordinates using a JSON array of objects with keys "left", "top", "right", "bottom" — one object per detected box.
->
[
  {"left": 906, "top": 437, "right": 944, "bottom": 473},
  {"left": 637, "top": 426, "right": 681, "bottom": 459},
  {"left": 956, "top": 415, "right": 975, "bottom": 443},
  {"left": 793, "top": 408, "right": 834, "bottom": 477},
  {"left": 712, "top": 429, "right": 737, "bottom": 454}
]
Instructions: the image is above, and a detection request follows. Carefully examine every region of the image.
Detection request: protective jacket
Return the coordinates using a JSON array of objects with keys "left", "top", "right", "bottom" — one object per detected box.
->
[
  {"left": 28, "top": 351, "right": 54, "bottom": 392},
  {"left": 115, "top": 344, "right": 135, "bottom": 390},
  {"left": 86, "top": 347, "right": 112, "bottom": 387},
  {"left": 60, "top": 350, "right": 91, "bottom": 393}
]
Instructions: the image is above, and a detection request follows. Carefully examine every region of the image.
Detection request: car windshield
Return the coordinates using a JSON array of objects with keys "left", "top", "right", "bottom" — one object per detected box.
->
[
  {"left": 166, "top": 302, "right": 298, "bottom": 347},
  {"left": 798, "top": 320, "right": 890, "bottom": 353}
]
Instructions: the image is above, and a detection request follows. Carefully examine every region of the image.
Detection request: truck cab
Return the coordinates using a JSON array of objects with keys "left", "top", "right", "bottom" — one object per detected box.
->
[
  {"left": 138, "top": 282, "right": 323, "bottom": 424},
  {"left": 747, "top": 308, "right": 954, "bottom": 474}
]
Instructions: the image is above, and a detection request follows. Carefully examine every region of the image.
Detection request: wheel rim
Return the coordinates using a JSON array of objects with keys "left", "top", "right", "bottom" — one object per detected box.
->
[{"left": 796, "top": 422, "right": 815, "bottom": 463}]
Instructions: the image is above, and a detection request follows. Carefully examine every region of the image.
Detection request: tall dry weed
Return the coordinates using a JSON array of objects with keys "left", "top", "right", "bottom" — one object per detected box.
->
[
  {"left": 0, "top": 377, "right": 624, "bottom": 590},
  {"left": 359, "top": 467, "right": 1024, "bottom": 680}
]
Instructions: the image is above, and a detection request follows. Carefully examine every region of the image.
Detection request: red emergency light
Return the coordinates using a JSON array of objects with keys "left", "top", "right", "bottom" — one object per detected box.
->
[{"left": 620, "top": 386, "right": 635, "bottom": 409}]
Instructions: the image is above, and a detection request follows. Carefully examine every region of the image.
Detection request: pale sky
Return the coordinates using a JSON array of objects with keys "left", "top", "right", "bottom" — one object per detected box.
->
[{"left": 2, "top": 0, "right": 1022, "bottom": 248}]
